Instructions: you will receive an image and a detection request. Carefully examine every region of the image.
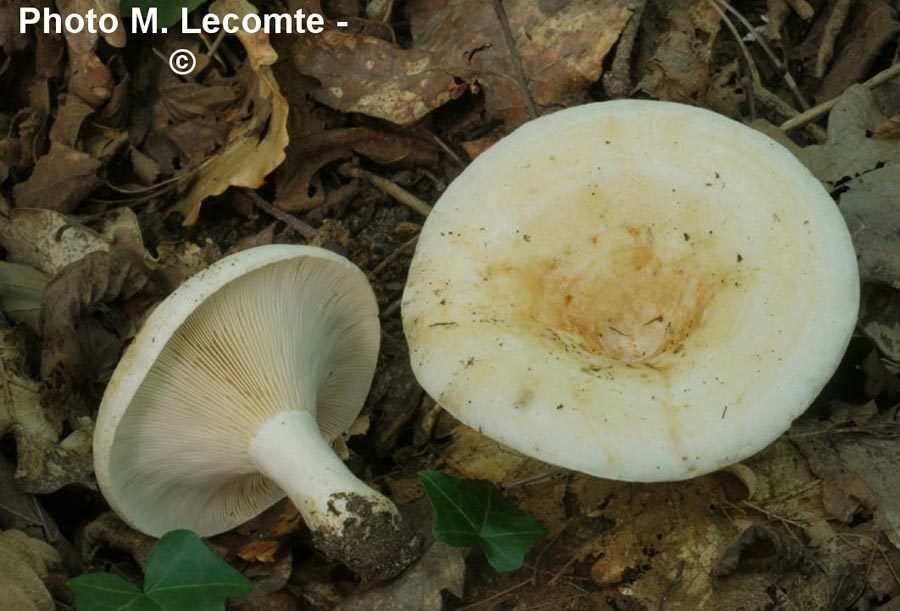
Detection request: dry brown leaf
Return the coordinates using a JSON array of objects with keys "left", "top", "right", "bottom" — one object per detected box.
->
[
  {"left": 0, "top": 325, "right": 94, "bottom": 494},
  {"left": 582, "top": 478, "right": 756, "bottom": 611},
  {"left": 294, "top": 0, "right": 636, "bottom": 128},
  {"left": 39, "top": 250, "right": 169, "bottom": 391},
  {"left": 799, "top": 85, "right": 900, "bottom": 184},
  {"left": 80, "top": 513, "right": 156, "bottom": 569},
  {"left": 817, "top": 0, "right": 900, "bottom": 102},
  {"left": 635, "top": 0, "right": 722, "bottom": 103},
  {"left": 874, "top": 114, "right": 900, "bottom": 141},
  {"left": 211, "top": 498, "right": 303, "bottom": 563},
  {"left": 167, "top": 0, "right": 289, "bottom": 225},
  {"left": 48, "top": 94, "right": 95, "bottom": 148},
  {"left": 11, "top": 144, "right": 102, "bottom": 212},
  {"left": 838, "top": 164, "right": 900, "bottom": 288},
  {"left": 441, "top": 424, "right": 558, "bottom": 486},
  {"left": 0, "top": 208, "right": 143, "bottom": 276},
  {"left": 0, "top": 456, "right": 63, "bottom": 544},
  {"left": 0, "top": 2, "right": 33, "bottom": 56},
  {"left": 0, "top": 529, "right": 62, "bottom": 611},
  {"left": 275, "top": 127, "right": 438, "bottom": 212},
  {"left": 56, "top": 0, "right": 116, "bottom": 108}
]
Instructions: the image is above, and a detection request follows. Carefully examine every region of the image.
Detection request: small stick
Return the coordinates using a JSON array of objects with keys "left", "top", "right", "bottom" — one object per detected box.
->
[
  {"left": 753, "top": 85, "right": 827, "bottom": 142},
  {"left": 368, "top": 235, "right": 419, "bottom": 279},
  {"left": 341, "top": 165, "right": 433, "bottom": 217},
  {"left": 780, "top": 61, "right": 900, "bottom": 132},
  {"left": 708, "top": 0, "right": 758, "bottom": 119},
  {"left": 452, "top": 579, "right": 531, "bottom": 611},
  {"left": 244, "top": 190, "right": 318, "bottom": 240},
  {"left": 816, "top": 0, "right": 853, "bottom": 79},
  {"left": 715, "top": 0, "right": 809, "bottom": 109}
]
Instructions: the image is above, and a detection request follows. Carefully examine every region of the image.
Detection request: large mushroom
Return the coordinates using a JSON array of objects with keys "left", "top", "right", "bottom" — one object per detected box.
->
[
  {"left": 402, "top": 101, "right": 859, "bottom": 482},
  {"left": 94, "top": 244, "right": 420, "bottom": 580}
]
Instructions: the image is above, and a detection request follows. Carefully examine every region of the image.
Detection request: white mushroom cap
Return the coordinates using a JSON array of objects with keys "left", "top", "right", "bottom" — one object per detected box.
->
[
  {"left": 402, "top": 101, "right": 859, "bottom": 482},
  {"left": 95, "top": 244, "right": 419, "bottom": 578}
]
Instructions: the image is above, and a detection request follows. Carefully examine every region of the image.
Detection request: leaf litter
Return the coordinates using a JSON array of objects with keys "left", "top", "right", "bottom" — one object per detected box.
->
[{"left": 1, "top": 0, "right": 900, "bottom": 610}]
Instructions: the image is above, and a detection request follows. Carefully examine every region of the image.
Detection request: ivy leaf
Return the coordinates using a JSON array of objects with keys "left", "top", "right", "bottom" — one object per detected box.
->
[
  {"left": 419, "top": 470, "right": 547, "bottom": 572},
  {"left": 65, "top": 573, "right": 149, "bottom": 611},
  {"left": 67, "top": 530, "right": 252, "bottom": 611},
  {"left": 119, "top": 0, "right": 206, "bottom": 28}
]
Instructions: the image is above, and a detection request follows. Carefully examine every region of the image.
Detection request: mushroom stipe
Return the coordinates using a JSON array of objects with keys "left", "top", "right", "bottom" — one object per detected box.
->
[
  {"left": 402, "top": 100, "right": 859, "bottom": 483},
  {"left": 94, "top": 244, "right": 421, "bottom": 581}
]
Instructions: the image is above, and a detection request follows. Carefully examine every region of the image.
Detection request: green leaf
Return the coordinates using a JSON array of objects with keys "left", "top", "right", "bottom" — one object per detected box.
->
[
  {"left": 143, "top": 530, "right": 252, "bottom": 610},
  {"left": 67, "top": 530, "right": 251, "bottom": 611},
  {"left": 119, "top": 0, "right": 206, "bottom": 28},
  {"left": 67, "top": 573, "right": 155, "bottom": 611},
  {"left": 419, "top": 470, "right": 547, "bottom": 572}
]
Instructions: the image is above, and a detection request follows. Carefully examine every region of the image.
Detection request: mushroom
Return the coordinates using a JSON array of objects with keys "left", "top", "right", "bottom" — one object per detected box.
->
[
  {"left": 94, "top": 244, "right": 420, "bottom": 580},
  {"left": 402, "top": 101, "right": 859, "bottom": 482}
]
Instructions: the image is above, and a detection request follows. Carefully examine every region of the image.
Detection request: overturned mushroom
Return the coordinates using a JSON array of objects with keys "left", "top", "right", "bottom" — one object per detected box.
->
[
  {"left": 402, "top": 101, "right": 859, "bottom": 482},
  {"left": 95, "top": 244, "right": 420, "bottom": 580}
]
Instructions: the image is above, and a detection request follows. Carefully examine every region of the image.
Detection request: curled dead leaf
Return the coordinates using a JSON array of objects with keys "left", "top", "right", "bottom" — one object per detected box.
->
[
  {"left": 167, "top": 0, "right": 289, "bottom": 225},
  {"left": 11, "top": 144, "right": 102, "bottom": 212},
  {"left": 39, "top": 250, "right": 171, "bottom": 391},
  {"left": 0, "top": 529, "right": 63, "bottom": 611}
]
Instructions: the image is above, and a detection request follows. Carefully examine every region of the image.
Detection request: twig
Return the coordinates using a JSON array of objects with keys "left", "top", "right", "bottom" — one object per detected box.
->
[
  {"left": 380, "top": 296, "right": 403, "bottom": 319},
  {"left": 708, "top": 0, "right": 759, "bottom": 119},
  {"left": 531, "top": 529, "right": 564, "bottom": 586},
  {"left": 491, "top": 0, "right": 538, "bottom": 119},
  {"left": 368, "top": 235, "right": 419, "bottom": 279},
  {"left": 244, "top": 190, "right": 318, "bottom": 240},
  {"left": 340, "top": 165, "right": 432, "bottom": 217},
  {"left": 753, "top": 85, "right": 827, "bottom": 141},
  {"left": 452, "top": 579, "right": 531, "bottom": 611},
  {"left": 658, "top": 561, "right": 686, "bottom": 611},
  {"left": 816, "top": 0, "right": 853, "bottom": 79},
  {"left": 206, "top": 29, "right": 228, "bottom": 58},
  {"left": 781, "top": 61, "right": 900, "bottom": 132},
  {"left": 715, "top": 0, "right": 809, "bottom": 109}
]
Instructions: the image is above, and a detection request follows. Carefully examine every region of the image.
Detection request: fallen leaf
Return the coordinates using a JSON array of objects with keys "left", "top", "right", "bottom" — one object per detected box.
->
[
  {"left": 0, "top": 208, "right": 144, "bottom": 276},
  {"left": 835, "top": 435, "right": 900, "bottom": 549},
  {"left": 859, "top": 284, "right": 900, "bottom": 360},
  {"left": 167, "top": 0, "right": 289, "bottom": 225},
  {"left": 334, "top": 542, "right": 465, "bottom": 611},
  {"left": 294, "top": 0, "right": 637, "bottom": 128},
  {"left": 839, "top": 164, "right": 900, "bottom": 287},
  {"left": 48, "top": 94, "right": 95, "bottom": 148},
  {"left": 274, "top": 127, "right": 438, "bottom": 212},
  {"left": 799, "top": 85, "right": 900, "bottom": 184},
  {"left": 583, "top": 478, "right": 753, "bottom": 610},
  {"left": 0, "top": 529, "right": 62, "bottom": 611},
  {"left": 80, "top": 513, "right": 156, "bottom": 569},
  {"left": 0, "top": 456, "right": 63, "bottom": 545},
  {"left": 11, "top": 144, "right": 102, "bottom": 212},
  {"left": 55, "top": 0, "right": 119, "bottom": 107},
  {"left": 634, "top": 0, "right": 722, "bottom": 102},
  {"left": 713, "top": 525, "right": 810, "bottom": 577},
  {"left": 442, "top": 424, "right": 557, "bottom": 486},
  {"left": 0, "top": 262, "right": 49, "bottom": 332},
  {"left": 0, "top": 326, "right": 58, "bottom": 452},
  {"left": 39, "top": 250, "right": 169, "bottom": 391},
  {"left": 816, "top": 0, "right": 900, "bottom": 102}
]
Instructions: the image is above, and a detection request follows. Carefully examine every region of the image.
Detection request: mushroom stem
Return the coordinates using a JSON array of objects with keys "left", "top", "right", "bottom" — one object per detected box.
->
[{"left": 249, "top": 411, "right": 421, "bottom": 581}]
